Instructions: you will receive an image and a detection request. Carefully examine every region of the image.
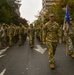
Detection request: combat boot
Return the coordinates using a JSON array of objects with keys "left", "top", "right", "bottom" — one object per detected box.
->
[
  {"left": 30, "top": 45, "right": 34, "bottom": 48},
  {"left": 50, "top": 63, "right": 55, "bottom": 69},
  {"left": 71, "top": 53, "right": 74, "bottom": 58}
]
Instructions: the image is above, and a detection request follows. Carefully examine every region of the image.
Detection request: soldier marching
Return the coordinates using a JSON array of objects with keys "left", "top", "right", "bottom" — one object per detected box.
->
[
  {"left": 64, "top": 18, "right": 74, "bottom": 58},
  {"left": 43, "top": 14, "right": 62, "bottom": 69},
  {"left": 0, "top": 23, "right": 28, "bottom": 48},
  {"left": 28, "top": 24, "right": 35, "bottom": 48}
]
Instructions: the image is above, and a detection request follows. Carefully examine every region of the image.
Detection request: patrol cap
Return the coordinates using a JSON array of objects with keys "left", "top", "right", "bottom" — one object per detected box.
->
[
  {"left": 50, "top": 13, "right": 54, "bottom": 17},
  {"left": 2, "top": 23, "right": 6, "bottom": 26}
]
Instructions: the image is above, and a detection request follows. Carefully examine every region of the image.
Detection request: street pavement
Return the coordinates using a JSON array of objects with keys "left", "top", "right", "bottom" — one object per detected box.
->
[{"left": 0, "top": 37, "right": 74, "bottom": 75}]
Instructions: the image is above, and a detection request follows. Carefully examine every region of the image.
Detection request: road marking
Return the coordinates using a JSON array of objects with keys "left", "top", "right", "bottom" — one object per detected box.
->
[
  {"left": 0, "top": 54, "right": 6, "bottom": 58},
  {"left": 27, "top": 37, "right": 29, "bottom": 40},
  {"left": 0, "top": 47, "right": 9, "bottom": 55},
  {"left": 34, "top": 45, "right": 47, "bottom": 54},
  {"left": 0, "top": 68, "right": 6, "bottom": 75},
  {"left": 26, "top": 68, "right": 28, "bottom": 70}
]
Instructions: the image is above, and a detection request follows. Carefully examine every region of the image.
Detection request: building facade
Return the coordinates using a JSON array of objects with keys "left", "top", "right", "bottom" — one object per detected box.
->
[
  {"left": 42, "top": 0, "right": 59, "bottom": 13},
  {"left": 38, "top": 0, "right": 59, "bottom": 21}
]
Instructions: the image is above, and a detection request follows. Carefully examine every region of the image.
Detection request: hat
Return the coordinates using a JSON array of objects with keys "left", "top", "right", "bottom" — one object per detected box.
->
[
  {"left": 50, "top": 14, "right": 54, "bottom": 17},
  {"left": 2, "top": 23, "right": 5, "bottom": 25}
]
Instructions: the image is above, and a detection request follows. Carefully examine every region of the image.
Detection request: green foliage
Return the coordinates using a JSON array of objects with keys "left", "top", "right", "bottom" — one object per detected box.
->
[
  {"left": 0, "top": 0, "right": 28, "bottom": 26},
  {"left": 56, "top": 0, "right": 74, "bottom": 24},
  {"left": 42, "top": 0, "right": 74, "bottom": 25},
  {"left": 0, "top": 0, "right": 16, "bottom": 24},
  {"left": 34, "top": 19, "right": 41, "bottom": 27}
]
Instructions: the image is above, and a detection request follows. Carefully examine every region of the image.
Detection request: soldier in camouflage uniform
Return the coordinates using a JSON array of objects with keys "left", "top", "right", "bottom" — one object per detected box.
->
[
  {"left": 8, "top": 23, "right": 14, "bottom": 47},
  {"left": 18, "top": 24, "right": 24, "bottom": 46},
  {"left": 0, "top": 25, "right": 1, "bottom": 38},
  {"left": 16, "top": 25, "right": 19, "bottom": 43},
  {"left": 36, "top": 25, "right": 41, "bottom": 41},
  {"left": 5, "top": 24, "right": 9, "bottom": 46},
  {"left": 68, "top": 18, "right": 74, "bottom": 58},
  {"left": 0, "top": 24, "right": 3, "bottom": 49},
  {"left": 29, "top": 24, "right": 35, "bottom": 48},
  {"left": 0, "top": 25, "right": 1, "bottom": 35},
  {"left": 13, "top": 24, "right": 17, "bottom": 44},
  {"left": 44, "top": 14, "right": 62, "bottom": 69},
  {"left": 3, "top": 23, "right": 7, "bottom": 47},
  {"left": 22, "top": 25, "right": 27, "bottom": 42},
  {"left": 0, "top": 23, "right": 6, "bottom": 48},
  {"left": 6, "top": 24, "right": 10, "bottom": 45},
  {"left": 39, "top": 23, "right": 44, "bottom": 44}
]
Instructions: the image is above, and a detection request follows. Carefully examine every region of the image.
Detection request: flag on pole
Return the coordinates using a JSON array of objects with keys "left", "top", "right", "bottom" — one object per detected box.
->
[
  {"left": 65, "top": 5, "right": 70, "bottom": 56},
  {"left": 63, "top": 5, "right": 70, "bottom": 30},
  {"left": 66, "top": 5, "right": 70, "bottom": 25}
]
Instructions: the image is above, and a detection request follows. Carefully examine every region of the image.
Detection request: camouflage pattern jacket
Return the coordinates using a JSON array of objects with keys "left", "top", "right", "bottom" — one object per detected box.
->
[
  {"left": 44, "top": 21, "right": 62, "bottom": 42},
  {"left": 68, "top": 24, "right": 74, "bottom": 37},
  {"left": 28, "top": 27, "right": 35, "bottom": 37}
]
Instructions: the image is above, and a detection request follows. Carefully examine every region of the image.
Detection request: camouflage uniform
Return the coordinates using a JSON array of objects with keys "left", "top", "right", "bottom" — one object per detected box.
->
[
  {"left": 3, "top": 24, "right": 7, "bottom": 47},
  {"left": 36, "top": 26, "right": 41, "bottom": 41},
  {"left": 23, "top": 25, "right": 27, "bottom": 42},
  {"left": 0, "top": 25, "right": 1, "bottom": 38},
  {"left": 44, "top": 21, "right": 62, "bottom": 64},
  {"left": 13, "top": 25, "right": 17, "bottom": 44},
  {"left": 0, "top": 26, "right": 1, "bottom": 49},
  {"left": 8, "top": 24, "right": 14, "bottom": 46},
  {"left": 42, "top": 25, "right": 47, "bottom": 44},
  {"left": 16, "top": 26, "right": 19, "bottom": 43},
  {"left": 35, "top": 26, "right": 38, "bottom": 40},
  {"left": 64, "top": 18, "right": 74, "bottom": 58},
  {"left": 0, "top": 24, "right": 6, "bottom": 48},
  {"left": 29, "top": 24, "right": 35, "bottom": 48},
  {"left": 18, "top": 25, "right": 24, "bottom": 45},
  {"left": 68, "top": 23, "right": 74, "bottom": 55},
  {"left": 0, "top": 25, "right": 3, "bottom": 48},
  {"left": 39, "top": 24, "right": 44, "bottom": 44},
  {"left": 7, "top": 25, "right": 10, "bottom": 45},
  {"left": 5, "top": 24, "right": 9, "bottom": 46}
]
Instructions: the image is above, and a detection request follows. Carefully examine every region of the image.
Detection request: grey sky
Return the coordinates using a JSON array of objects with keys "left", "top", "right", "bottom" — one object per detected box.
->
[{"left": 20, "top": 0, "right": 42, "bottom": 23}]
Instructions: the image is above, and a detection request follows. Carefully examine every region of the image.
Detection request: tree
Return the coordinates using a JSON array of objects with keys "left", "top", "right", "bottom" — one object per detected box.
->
[
  {"left": 42, "top": 0, "right": 74, "bottom": 25},
  {"left": 18, "top": 17, "right": 29, "bottom": 28},
  {"left": 34, "top": 19, "right": 41, "bottom": 28},
  {"left": 0, "top": 0, "right": 28, "bottom": 25}
]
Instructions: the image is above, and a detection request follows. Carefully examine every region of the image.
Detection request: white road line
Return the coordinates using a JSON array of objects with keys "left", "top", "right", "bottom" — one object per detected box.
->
[
  {"left": 0, "top": 54, "right": 6, "bottom": 58},
  {"left": 0, "top": 68, "right": 6, "bottom": 75},
  {"left": 34, "top": 45, "right": 47, "bottom": 54},
  {"left": 0, "top": 47, "right": 9, "bottom": 55}
]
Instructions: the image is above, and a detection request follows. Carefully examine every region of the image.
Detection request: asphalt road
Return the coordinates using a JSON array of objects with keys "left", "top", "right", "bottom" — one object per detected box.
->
[{"left": 0, "top": 37, "right": 74, "bottom": 75}]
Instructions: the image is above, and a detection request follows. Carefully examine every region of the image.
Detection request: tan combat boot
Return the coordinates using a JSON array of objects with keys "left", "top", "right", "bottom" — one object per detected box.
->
[
  {"left": 50, "top": 63, "right": 55, "bottom": 69},
  {"left": 71, "top": 53, "right": 74, "bottom": 58}
]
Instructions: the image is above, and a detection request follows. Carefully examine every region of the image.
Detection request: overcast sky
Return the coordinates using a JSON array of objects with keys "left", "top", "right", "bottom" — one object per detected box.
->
[{"left": 20, "top": 0, "right": 42, "bottom": 23}]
